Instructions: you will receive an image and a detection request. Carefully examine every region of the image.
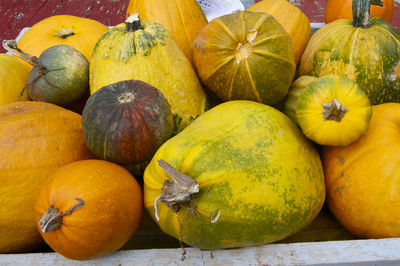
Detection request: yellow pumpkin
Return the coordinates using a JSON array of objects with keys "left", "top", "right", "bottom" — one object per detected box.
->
[
  {"left": 0, "top": 101, "right": 93, "bottom": 253},
  {"left": 126, "top": 0, "right": 207, "bottom": 65},
  {"left": 16, "top": 15, "right": 109, "bottom": 69},
  {"left": 0, "top": 54, "right": 30, "bottom": 105},
  {"left": 247, "top": 0, "right": 311, "bottom": 65}
]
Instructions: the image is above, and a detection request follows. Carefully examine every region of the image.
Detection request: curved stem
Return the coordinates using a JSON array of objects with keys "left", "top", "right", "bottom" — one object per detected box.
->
[
  {"left": 352, "top": 0, "right": 382, "bottom": 27},
  {"left": 2, "top": 40, "right": 39, "bottom": 67}
]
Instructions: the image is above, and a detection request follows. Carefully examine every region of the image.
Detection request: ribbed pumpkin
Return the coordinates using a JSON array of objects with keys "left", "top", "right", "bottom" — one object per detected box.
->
[
  {"left": 299, "top": 0, "right": 400, "bottom": 105},
  {"left": 144, "top": 100, "right": 325, "bottom": 249},
  {"left": 193, "top": 11, "right": 295, "bottom": 107},
  {"left": 35, "top": 160, "right": 143, "bottom": 260},
  {"left": 323, "top": 103, "right": 400, "bottom": 238},
  {"left": 90, "top": 15, "right": 207, "bottom": 133},
  {"left": 0, "top": 101, "right": 93, "bottom": 253},
  {"left": 325, "top": 0, "right": 394, "bottom": 23},
  {"left": 17, "top": 15, "right": 109, "bottom": 69},
  {"left": 126, "top": 0, "right": 207, "bottom": 65},
  {"left": 82, "top": 80, "right": 174, "bottom": 165},
  {"left": 284, "top": 74, "right": 372, "bottom": 146},
  {"left": 247, "top": 0, "right": 311, "bottom": 65},
  {"left": 0, "top": 54, "right": 30, "bottom": 105}
]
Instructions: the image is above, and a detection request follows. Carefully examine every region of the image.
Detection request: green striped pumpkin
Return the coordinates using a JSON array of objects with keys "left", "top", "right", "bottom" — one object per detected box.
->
[{"left": 299, "top": 0, "right": 400, "bottom": 105}]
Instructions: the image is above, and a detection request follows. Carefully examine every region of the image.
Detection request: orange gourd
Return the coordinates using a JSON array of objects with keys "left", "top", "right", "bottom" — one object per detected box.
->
[
  {"left": 323, "top": 103, "right": 400, "bottom": 238},
  {"left": 35, "top": 160, "right": 143, "bottom": 260}
]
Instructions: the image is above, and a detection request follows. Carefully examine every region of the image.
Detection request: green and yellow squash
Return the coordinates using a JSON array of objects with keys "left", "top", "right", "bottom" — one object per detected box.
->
[{"left": 144, "top": 100, "right": 325, "bottom": 249}]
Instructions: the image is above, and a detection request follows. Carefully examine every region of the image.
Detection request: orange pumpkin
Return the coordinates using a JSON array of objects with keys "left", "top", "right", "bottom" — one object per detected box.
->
[
  {"left": 35, "top": 160, "right": 143, "bottom": 260},
  {"left": 323, "top": 103, "right": 400, "bottom": 238},
  {"left": 325, "top": 0, "right": 394, "bottom": 23}
]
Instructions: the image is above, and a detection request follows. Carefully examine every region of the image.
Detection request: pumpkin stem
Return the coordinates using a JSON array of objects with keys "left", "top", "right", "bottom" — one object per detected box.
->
[
  {"left": 125, "top": 13, "right": 144, "bottom": 32},
  {"left": 55, "top": 26, "right": 75, "bottom": 39},
  {"left": 153, "top": 160, "right": 199, "bottom": 220},
  {"left": 352, "top": 0, "right": 383, "bottom": 27},
  {"left": 39, "top": 198, "right": 85, "bottom": 234},
  {"left": 321, "top": 98, "right": 349, "bottom": 122}
]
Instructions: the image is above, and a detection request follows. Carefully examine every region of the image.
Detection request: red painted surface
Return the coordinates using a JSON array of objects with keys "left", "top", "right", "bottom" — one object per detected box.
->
[{"left": 0, "top": 0, "right": 400, "bottom": 54}]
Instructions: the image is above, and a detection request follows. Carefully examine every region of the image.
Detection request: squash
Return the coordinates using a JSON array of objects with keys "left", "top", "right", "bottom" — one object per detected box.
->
[
  {"left": 325, "top": 0, "right": 394, "bottom": 23},
  {"left": 82, "top": 80, "right": 174, "bottom": 165},
  {"left": 0, "top": 101, "right": 93, "bottom": 253},
  {"left": 126, "top": 0, "right": 207, "bottom": 65},
  {"left": 90, "top": 15, "right": 207, "bottom": 134},
  {"left": 193, "top": 11, "right": 295, "bottom": 107},
  {"left": 299, "top": 0, "right": 400, "bottom": 105},
  {"left": 284, "top": 74, "right": 372, "bottom": 146},
  {"left": 17, "top": 15, "right": 109, "bottom": 69},
  {"left": 144, "top": 100, "right": 325, "bottom": 249},
  {"left": 323, "top": 103, "right": 400, "bottom": 238},
  {"left": 247, "top": 0, "right": 311, "bottom": 65},
  {"left": 0, "top": 54, "right": 30, "bottom": 105},
  {"left": 35, "top": 160, "right": 143, "bottom": 260}
]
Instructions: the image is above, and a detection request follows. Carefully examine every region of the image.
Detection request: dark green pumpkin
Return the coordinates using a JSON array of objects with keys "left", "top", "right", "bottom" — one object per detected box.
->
[
  {"left": 299, "top": 0, "right": 400, "bottom": 105},
  {"left": 27, "top": 45, "right": 89, "bottom": 106},
  {"left": 82, "top": 80, "right": 174, "bottom": 165}
]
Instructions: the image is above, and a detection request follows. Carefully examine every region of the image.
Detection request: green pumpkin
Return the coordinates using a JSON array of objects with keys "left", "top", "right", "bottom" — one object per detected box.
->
[
  {"left": 144, "top": 100, "right": 325, "bottom": 250},
  {"left": 299, "top": 0, "right": 400, "bottom": 105}
]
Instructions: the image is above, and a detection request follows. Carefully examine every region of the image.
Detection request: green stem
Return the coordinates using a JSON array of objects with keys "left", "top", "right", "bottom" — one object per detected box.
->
[{"left": 352, "top": 0, "right": 384, "bottom": 28}]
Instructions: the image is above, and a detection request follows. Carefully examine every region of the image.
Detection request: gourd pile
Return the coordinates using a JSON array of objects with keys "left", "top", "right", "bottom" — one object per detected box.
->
[{"left": 0, "top": 0, "right": 399, "bottom": 261}]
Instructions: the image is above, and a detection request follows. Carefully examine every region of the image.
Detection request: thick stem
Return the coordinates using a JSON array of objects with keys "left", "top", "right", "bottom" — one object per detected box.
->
[
  {"left": 125, "top": 13, "right": 144, "bottom": 32},
  {"left": 352, "top": 0, "right": 383, "bottom": 27},
  {"left": 39, "top": 198, "right": 85, "bottom": 234},
  {"left": 321, "top": 98, "right": 349, "bottom": 122}
]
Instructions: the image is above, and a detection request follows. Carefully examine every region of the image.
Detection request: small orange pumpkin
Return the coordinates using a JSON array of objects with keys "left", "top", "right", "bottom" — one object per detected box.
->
[{"left": 34, "top": 160, "right": 143, "bottom": 260}]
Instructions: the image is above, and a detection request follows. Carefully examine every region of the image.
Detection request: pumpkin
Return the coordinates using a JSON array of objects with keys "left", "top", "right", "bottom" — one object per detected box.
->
[
  {"left": 17, "top": 15, "right": 109, "bottom": 69},
  {"left": 284, "top": 74, "right": 372, "bottom": 146},
  {"left": 126, "top": 0, "right": 207, "bottom": 65},
  {"left": 26, "top": 45, "right": 89, "bottom": 106},
  {"left": 82, "top": 80, "right": 174, "bottom": 165},
  {"left": 193, "top": 11, "right": 295, "bottom": 107},
  {"left": 90, "top": 15, "right": 207, "bottom": 134},
  {"left": 246, "top": 0, "right": 311, "bottom": 65},
  {"left": 35, "top": 160, "right": 143, "bottom": 260},
  {"left": 325, "top": 0, "right": 394, "bottom": 23},
  {"left": 0, "top": 53, "right": 30, "bottom": 105},
  {"left": 299, "top": 0, "right": 400, "bottom": 105},
  {"left": 0, "top": 101, "right": 93, "bottom": 253},
  {"left": 323, "top": 103, "right": 400, "bottom": 238},
  {"left": 144, "top": 100, "right": 325, "bottom": 249}
]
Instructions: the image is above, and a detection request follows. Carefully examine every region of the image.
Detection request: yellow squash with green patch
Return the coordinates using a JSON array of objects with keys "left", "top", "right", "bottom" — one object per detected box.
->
[{"left": 144, "top": 100, "right": 325, "bottom": 249}]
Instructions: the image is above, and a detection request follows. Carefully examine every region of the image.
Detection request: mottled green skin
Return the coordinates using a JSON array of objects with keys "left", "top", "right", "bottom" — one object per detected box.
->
[
  {"left": 299, "top": 17, "right": 400, "bottom": 105},
  {"left": 144, "top": 101, "right": 325, "bottom": 249},
  {"left": 27, "top": 45, "right": 89, "bottom": 106}
]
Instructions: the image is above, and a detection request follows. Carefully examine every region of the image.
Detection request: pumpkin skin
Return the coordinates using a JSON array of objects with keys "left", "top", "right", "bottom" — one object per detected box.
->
[
  {"left": 193, "top": 11, "right": 295, "bottom": 107},
  {"left": 0, "top": 54, "right": 30, "bottom": 105},
  {"left": 82, "top": 80, "right": 174, "bottom": 165},
  {"left": 17, "top": 15, "right": 109, "bottom": 69},
  {"left": 323, "top": 103, "right": 400, "bottom": 238},
  {"left": 299, "top": 16, "right": 400, "bottom": 105},
  {"left": 0, "top": 101, "right": 93, "bottom": 253},
  {"left": 90, "top": 18, "right": 207, "bottom": 133},
  {"left": 325, "top": 0, "right": 394, "bottom": 23},
  {"left": 35, "top": 160, "right": 143, "bottom": 260},
  {"left": 27, "top": 45, "right": 89, "bottom": 106},
  {"left": 144, "top": 100, "right": 325, "bottom": 250},
  {"left": 126, "top": 0, "right": 207, "bottom": 65},
  {"left": 247, "top": 0, "right": 311, "bottom": 65}
]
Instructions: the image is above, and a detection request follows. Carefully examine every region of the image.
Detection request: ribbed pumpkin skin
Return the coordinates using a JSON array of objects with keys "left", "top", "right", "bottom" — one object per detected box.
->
[
  {"left": 126, "top": 0, "right": 207, "bottom": 65},
  {"left": 90, "top": 20, "right": 207, "bottom": 133},
  {"left": 247, "top": 0, "right": 311, "bottom": 65},
  {"left": 325, "top": 0, "right": 394, "bottom": 23},
  {"left": 299, "top": 18, "right": 400, "bottom": 105},
  {"left": 193, "top": 11, "right": 295, "bottom": 107},
  {"left": 144, "top": 101, "right": 325, "bottom": 250},
  {"left": 323, "top": 104, "right": 400, "bottom": 238},
  {"left": 0, "top": 102, "right": 93, "bottom": 253},
  {"left": 82, "top": 80, "right": 174, "bottom": 165},
  {"left": 0, "top": 54, "right": 30, "bottom": 105},
  {"left": 35, "top": 160, "right": 143, "bottom": 260}
]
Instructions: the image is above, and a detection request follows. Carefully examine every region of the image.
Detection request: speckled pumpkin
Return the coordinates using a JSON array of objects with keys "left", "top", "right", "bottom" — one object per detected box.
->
[{"left": 144, "top": 100, "right": 325, "bottom": 250}]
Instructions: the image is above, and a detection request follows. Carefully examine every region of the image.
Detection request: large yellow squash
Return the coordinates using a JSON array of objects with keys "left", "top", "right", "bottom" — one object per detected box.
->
[{"left": 0, "top": 101, "right": 93, "bottom": 253}]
